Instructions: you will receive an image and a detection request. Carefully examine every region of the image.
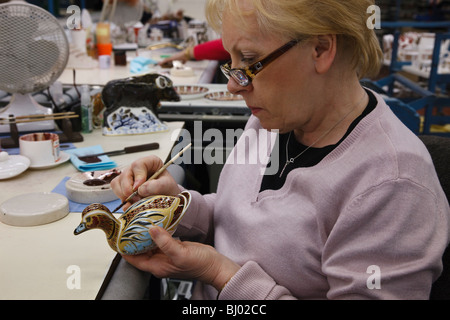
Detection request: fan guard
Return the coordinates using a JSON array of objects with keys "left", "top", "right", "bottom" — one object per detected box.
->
[{"left": 0, "top": 1, "right": 69, "bottom": 133}]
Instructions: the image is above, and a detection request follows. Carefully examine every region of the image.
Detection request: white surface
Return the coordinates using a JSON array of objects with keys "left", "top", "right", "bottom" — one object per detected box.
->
[
  {"left": 0, "top": 192, "right": 69, "bottom": 227},
  {"left": 0, "top": 121, "right": 184, "bottom": 299},
  {"left": 58, "top": 59, "right": 214, "bottom": 86},
  {"left": 0, "top": 212, "right": 117, "bottom": 299},
  {"left": 0, "top": 153, "right": 30, "bottom": 180}
]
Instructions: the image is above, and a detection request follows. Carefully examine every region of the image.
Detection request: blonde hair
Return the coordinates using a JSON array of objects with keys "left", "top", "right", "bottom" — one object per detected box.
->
[{"left": 206, "top": 0, "right": 383, "bottom": 79}]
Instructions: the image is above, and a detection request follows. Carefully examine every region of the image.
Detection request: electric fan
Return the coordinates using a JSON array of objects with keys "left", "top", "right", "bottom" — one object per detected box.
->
[{"left": 0, "top": 1, "right": 69, "bottom": 133}]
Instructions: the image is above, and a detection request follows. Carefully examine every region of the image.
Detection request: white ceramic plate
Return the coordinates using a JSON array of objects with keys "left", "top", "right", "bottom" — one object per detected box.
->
[
  {"left": 0, "top": 153, "right": 30, "bottom": 180},
  {"left": 174, "top": 85, "right": 209, "bottom": 100},
  {"left": 205, "top": 91, "right": 244, "bottom": 101},
  {"left": 29, "top": 151, "right": 70, "bottom": 170}
]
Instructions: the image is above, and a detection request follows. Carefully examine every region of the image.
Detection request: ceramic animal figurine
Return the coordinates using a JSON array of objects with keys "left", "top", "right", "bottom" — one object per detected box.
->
[
  {"left": 74, "top": 191, "right": 191, "bottom": 255},
  {"left": 101, "top": 73, "right": 180, "bottom": 136}
]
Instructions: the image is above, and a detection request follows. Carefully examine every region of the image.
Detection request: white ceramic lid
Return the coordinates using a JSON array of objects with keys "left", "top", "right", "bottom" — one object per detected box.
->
[
  {"left": 0, "top": 192, "right": 69, "bottom": 227},
  {"left": 0, "top": 151, "right": 30, "bottom": 180}
]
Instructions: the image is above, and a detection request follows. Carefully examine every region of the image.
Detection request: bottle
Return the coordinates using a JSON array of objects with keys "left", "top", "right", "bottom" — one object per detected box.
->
[{"left": 81, "top": 85, "right": 92, "bottom": 133}]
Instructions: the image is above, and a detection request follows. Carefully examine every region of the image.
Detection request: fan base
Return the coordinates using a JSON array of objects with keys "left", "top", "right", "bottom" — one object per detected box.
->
[{"left": 0, "top": 93, "right": 55, "bottom": 133}]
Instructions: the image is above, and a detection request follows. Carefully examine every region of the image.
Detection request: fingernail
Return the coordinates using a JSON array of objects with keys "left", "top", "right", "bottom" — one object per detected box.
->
[{"left": 149, "top": 226, "right": 160, "bottom": 238}]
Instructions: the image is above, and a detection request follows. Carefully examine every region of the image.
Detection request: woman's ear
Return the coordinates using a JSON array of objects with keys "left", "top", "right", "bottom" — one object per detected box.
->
[{"left": 312, "top": 34, "right": 337, "bottom": 74}]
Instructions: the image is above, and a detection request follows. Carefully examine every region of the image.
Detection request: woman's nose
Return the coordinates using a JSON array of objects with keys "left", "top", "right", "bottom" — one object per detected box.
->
[{"left": 227, "top": 77, "right": 250, "bottom": 95}]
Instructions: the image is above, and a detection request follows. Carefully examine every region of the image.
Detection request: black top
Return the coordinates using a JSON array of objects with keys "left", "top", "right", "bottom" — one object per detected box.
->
[{"left": 260, "top": 89, "right": 377, "bottom": 192}]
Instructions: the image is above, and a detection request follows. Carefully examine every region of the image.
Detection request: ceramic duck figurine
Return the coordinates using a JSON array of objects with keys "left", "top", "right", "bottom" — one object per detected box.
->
[{"left": 74, "top": 191, "right": 191, "bottom": 255}]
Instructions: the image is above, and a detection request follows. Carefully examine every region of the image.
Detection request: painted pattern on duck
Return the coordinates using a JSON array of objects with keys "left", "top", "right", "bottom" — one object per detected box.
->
[{"left": 74, "top": 191, "right": 191, "bottom": 255}]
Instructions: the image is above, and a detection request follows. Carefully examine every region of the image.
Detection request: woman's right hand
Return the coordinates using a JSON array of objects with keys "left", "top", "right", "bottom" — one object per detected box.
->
[{"left": 111, "top": 155, "right": 182, "bottom": 210}]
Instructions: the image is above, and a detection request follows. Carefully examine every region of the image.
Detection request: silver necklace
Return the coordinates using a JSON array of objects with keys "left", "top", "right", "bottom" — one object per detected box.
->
[{"left": 279, "top": 93, "right": 366, "bottom": 178}]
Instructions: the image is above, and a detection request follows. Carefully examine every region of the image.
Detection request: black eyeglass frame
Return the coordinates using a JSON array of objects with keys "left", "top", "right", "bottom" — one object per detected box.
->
[{"left": 220, "top": 39, "right": 302, "bottom": 87}]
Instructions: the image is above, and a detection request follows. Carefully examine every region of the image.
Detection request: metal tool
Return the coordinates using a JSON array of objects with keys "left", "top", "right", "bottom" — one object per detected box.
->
[{"left": 77, "top": 143, "right": 159, "bottom": 162}]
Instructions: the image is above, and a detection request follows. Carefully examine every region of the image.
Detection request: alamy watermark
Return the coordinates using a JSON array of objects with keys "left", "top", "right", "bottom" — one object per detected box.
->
[
  {"left": 66, "top": 5, "right": 81, "bottom": 30},
  {"left": 65, "top": 263, "right": 381, "bottom": 292},
  {"left": 169, "top": 122, "right": 280, "bottom": 175},
  {"left": 66, "top": 265, "right": 81, "bottom": 290},
  {"left": 66, "top": 5, "right": 381, "bottom": 30},
  {"left": 367, "top": 5, "right": 381, "bottom": 30},
  {"left": 366, "top": 265, "right": 382, "bottom": 289}
]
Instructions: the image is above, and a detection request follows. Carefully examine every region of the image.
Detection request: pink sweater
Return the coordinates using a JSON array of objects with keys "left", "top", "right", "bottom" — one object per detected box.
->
[{"left": 176, "top": 91, "right": 450, "bottom": 299}]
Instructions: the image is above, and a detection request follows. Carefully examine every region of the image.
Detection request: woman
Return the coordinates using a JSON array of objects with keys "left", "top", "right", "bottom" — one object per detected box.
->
[{"left": 111, "top": 0, "right": 450, "bottom": 299}]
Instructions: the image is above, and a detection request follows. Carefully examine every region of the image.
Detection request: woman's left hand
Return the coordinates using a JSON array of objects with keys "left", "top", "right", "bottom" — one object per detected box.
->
[{"left": 122, "top": 226, "right": 240, "bottom": 291}]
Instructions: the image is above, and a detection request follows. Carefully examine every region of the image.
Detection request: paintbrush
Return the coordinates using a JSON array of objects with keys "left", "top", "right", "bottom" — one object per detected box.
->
[{"left": 111, "top": 143, "right": 192, "bottom": 213}]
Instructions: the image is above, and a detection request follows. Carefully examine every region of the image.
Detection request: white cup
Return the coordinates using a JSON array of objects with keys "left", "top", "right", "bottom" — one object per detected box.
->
[
  {"left": 99, "top": 55, "right": 111, "bottom": 69},
  {"left": 19, "top": 133, "right": 60, "bottom": 167},
  {"left": 71, "top": 29, "right": 87, "bottom": 53}
]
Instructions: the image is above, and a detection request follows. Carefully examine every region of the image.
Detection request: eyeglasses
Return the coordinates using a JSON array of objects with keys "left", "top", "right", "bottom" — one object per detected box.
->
[{"left": 220, "top": 39, "right": 301, "bottom": 87}]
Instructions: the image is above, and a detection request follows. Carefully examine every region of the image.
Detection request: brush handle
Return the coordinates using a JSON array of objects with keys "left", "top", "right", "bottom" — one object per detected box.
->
[{"left": 124, "top": 143, "right": 159, "bottom": 154}]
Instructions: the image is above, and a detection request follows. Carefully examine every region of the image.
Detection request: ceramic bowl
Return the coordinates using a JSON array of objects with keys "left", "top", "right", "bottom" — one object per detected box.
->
[{"left": 65, "top": 168, "right": 122, "bottom": 204}]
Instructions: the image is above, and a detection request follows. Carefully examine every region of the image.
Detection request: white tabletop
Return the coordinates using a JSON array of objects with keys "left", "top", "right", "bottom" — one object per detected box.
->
[
  {"left": 58, "top": 60, "right": 217, "bottom": 86},
  {"left": 0, "top": 121, "right": 184, "bottom": 299}
]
